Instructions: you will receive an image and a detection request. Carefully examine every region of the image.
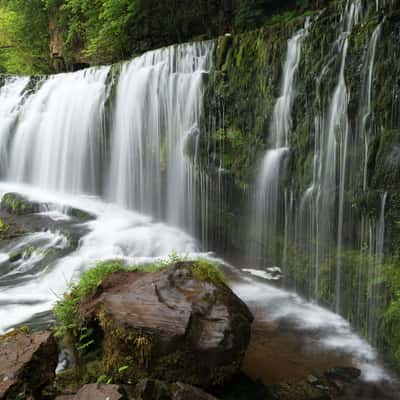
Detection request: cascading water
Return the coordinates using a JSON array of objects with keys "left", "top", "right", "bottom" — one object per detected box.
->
[
  {"left": 0, "top": 42, "right": 215, "bottom": 333},
  {"left": 0, "top": 2, "right": 397, "bottom": 386},
  {"left": 6, "top": 69, "right": 110, "bottom": 194},
  {"left": 108, "top": 42, "right": 213, "bottom": 236},
  {"left": 320, "top": 0, "right": 362, "bottom": 312},
  {"left": 249, "top": 0, "right": 389, "bottom": 347},
  {"left": 249, "top": 21, "right": 308, "bottom": 265},
  {"left": 0, "top": 77, "right": 29, "bottom": 172},
  {"left": 0, "top": 42, "right": 213, "bottom": 239}
]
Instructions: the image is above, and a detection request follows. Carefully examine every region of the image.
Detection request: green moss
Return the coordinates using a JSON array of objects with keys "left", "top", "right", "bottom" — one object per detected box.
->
[
  {"left": 382, "top": 260, "right": 400, "bottom": 366},
  {"left": 0, "top": 217, "right": 10, "bottom": 238},
  {"left": 189, "top": 258, "right": 227, "bottom": 286},
  {"left": 53, "top": 260, "right": 128, "bottom": 338},
  {"left": 0, "top": 193, "right": 38, "bottom": 215}
]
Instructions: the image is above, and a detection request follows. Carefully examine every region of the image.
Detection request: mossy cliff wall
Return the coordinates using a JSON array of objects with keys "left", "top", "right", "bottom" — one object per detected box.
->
[{"left": 200, "top": 0, "right": 400, "bottom": 369}]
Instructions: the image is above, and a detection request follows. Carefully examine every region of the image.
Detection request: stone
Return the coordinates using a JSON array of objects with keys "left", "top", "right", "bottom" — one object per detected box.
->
[
  {"left": 80, "top": 261, "right": 253, "bottom": 388},
  {"left": 324, "top": 366, "right": 361, "bottom": 382},
  {"left": 171, "top": 382, "right": 218, "bottom": 400},
  {"left": 0, "top": 328, "right": 58, "bottom": 400},
  {"left": 134, "top": 379, "right": 170, "bottom": 400},
  {"left": 55, "top": 384, "right": 125, "bottom": 400},
  {"left": 307, "top": 375, "right": 319, "bottom": 385}
]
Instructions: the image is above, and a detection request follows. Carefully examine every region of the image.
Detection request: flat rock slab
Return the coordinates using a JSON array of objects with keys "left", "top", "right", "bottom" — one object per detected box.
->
[
  {"left": 55, "top": 384, "right": 124, "bottom": 400},
  {"left": 0, "top": 329, "right": 57, "bottom": 399}
]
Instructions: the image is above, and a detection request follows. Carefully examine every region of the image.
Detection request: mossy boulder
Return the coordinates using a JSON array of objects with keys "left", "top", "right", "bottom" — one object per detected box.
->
[
  {"left": 0, "top": 192, "right": 41, "bottom": 215},
  {"left": 0, "top": 328, "right": 58, "bottom": 400},
  {"left": 63, "top": 261, "right": 253, "bottom": 389}
]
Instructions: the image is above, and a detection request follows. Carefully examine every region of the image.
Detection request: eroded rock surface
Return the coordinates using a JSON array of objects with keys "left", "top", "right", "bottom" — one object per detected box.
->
[{"left": 0, "top": 329, "right": 58, "bottom": 400}]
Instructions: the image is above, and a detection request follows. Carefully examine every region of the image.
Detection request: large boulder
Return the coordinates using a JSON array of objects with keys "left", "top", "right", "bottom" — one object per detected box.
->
[
  {"left": 79, "top": 261, "right": 253, "bottom": 388},
  {"left": 0, "top": 328, "right": 58, "bottom": 399}
]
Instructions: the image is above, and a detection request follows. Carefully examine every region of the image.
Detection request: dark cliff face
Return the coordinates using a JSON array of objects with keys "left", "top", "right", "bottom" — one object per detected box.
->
[{"left": 199, "top": 0, "right": 400, "bottom": 369}]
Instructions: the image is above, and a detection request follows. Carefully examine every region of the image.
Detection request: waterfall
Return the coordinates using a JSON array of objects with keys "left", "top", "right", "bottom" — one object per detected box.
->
[
  {"left": 324, "top": 0, "right": 362, "bottom": 312},
  {"left": 360, "top": 21, "right": 383, "bottom": 191},
  {"left": 0, "top": 42, "right": 213, "bottom": 239},
  {"left": 366, "top": 192, "right": 387, "bottom": 345},
  {"left": 0, "top": 77, "right": 29, "bottom": 173},
  {"left": 293, "top": 0, "right": 364, "bottom": 310},
  {"left": 6, "top": 68, "right": 110, "bottom": 194},
  {"left": 248, "top": 1, "right": 388, "bottom": 333},
  {"left": 107, "top": 42, "right": 213, "bottom": 236},
  {"left": 250, "top": 21, "right": 309, "bottom": 265}
]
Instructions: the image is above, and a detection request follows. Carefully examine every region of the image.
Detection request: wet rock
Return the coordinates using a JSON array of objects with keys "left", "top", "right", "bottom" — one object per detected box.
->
[
  {"left": 0, "top": 193, "right": 41, "bottom": 215},
  {"left": 80, "top": 261, "right": 253, "bottom": 388},
  {"left": 325, "top": 366, "right": 361, "bottom": 382},
  {"left": 272, "top": 380, "right": 330, "bottom": 400},
  {"left": 307, "top": 375, "right": 319, "bottom": 385},
  {"left": 64, "top": 207, "right": 95, "bottom": 221},
  {"left": 134, "top": 379, "right": 170, "bottom": 400},
  {"left": 171, "top": 382, "right": 218, "bottom": 400},
  {"left": 55, "top": 384, "right": 125, "bottom": 400},
  {"left": 0, "top": 328, "right": 58, "bottom": 400}
]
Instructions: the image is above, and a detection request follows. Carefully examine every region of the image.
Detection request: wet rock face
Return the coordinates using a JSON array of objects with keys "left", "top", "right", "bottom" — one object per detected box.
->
[
  {"left": 0, "top": 329, "right": 58, "bottom": 400},
  {"left": 81, "top": 262, "right": 253, "bottom": 388}
]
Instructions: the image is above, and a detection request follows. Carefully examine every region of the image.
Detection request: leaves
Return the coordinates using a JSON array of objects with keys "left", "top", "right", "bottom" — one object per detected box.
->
[{"left": 0, "top": 0, "right": 51, "bottom": 74}]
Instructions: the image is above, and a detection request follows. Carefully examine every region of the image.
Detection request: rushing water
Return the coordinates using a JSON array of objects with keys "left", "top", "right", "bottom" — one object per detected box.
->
[{"left": 108, "top": 43, "right": 212, "bottom": 236}]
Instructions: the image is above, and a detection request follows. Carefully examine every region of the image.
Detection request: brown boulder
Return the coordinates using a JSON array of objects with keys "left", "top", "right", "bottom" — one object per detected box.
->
[
  {"left": 80, "top": 261, "right": 253, "bottom": 388},
  {"left": 0, "top": 328, "right": 58, "bottom": 400}
]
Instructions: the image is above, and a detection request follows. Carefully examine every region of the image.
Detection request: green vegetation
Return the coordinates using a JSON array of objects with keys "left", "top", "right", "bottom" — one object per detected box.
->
[
  {"left": 0, "top": 0, "right": 329, "bottom": 74},
  {"left": 383, "top": 261, "right": 400, "bottom": 365},
  {"left": 53, "top": 260, "right": 127, "bottom": 338},
  {"left": 0, "top": 193, "right": 37, "bottom": 215},
  {"left": 0, "top": 217, "right": 9, "bottom": 235},
  {"left": 0, "top": 0, "right": 51, "bottom": 74},
  {"left": 189, "top": 257, "right": 227, "bottom": 285}
]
